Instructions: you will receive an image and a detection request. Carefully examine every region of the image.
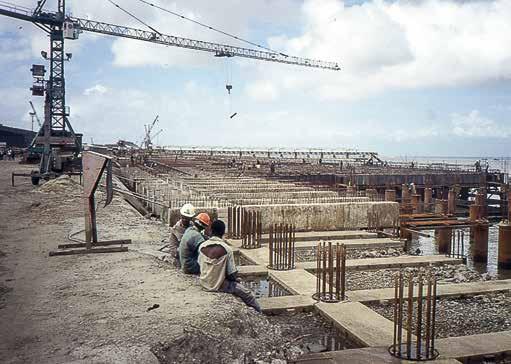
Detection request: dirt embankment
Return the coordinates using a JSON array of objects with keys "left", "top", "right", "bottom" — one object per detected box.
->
[{"left": 0, "top": 161, "right": 332, "bottom": 364}]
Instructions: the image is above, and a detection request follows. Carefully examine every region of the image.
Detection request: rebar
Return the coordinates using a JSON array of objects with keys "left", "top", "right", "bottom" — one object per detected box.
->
[
  {"left": 388, "top": 270, "right": 439, "bottom": 361},
  {"left": 240, "top": 210, "right": 262, "bottom": 249},
  {"left": 313, "top": 242, "right": 346, "bottom": 302},
  {"left": 268, "top": 223, "right": 295, "bottom": 270},
  {"left": 447, "top": 230, "right": 466, "bottom": 261}
]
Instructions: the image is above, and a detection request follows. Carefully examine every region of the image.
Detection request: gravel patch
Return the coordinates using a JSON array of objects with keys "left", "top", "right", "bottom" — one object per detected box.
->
[
  {"left": 366, "top": 292, "right": 511, "bottom": 338},
  {"left": 153, "top": 311, "right": 359, "bottom": 363},
  {"left": 345, "top": 264, "right": 492, "bottom": 291},
  {"left": 295, "top": 247, "right": 402, "bottom": 263}
]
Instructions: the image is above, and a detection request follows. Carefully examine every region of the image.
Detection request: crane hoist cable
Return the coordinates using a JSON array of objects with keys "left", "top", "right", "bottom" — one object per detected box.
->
[
  {"left": 134, "top": 0, "right": 283, "bottom": 56},
  {"left": 223, "top": 56, "right": 237, "bottom": 118}
]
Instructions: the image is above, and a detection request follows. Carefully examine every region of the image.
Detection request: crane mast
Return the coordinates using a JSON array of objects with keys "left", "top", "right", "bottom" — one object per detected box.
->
[{"left": 0, "top": 1, "right": 340, "bottom": 183}]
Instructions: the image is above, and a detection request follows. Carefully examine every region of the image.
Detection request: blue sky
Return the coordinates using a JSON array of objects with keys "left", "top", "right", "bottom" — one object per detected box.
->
[{"left": 0, "top": 0, "right": 510, "bottom": 157}]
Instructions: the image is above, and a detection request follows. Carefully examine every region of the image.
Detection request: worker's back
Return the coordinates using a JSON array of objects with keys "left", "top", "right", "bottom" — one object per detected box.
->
[
  {"left": 198, "top": 237, "right": 236, "bottom": 291},
  {"left": 179, "top": 226, "right": 205, "bottom": 274}
]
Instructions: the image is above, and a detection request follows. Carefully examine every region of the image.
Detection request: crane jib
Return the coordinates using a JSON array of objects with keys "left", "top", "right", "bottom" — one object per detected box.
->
[
  {"left": 0, "top": 3, "right": 340, "bottom": 70},
  {"left": 71, "top": 17, "right": 340, "bottom": 71}
]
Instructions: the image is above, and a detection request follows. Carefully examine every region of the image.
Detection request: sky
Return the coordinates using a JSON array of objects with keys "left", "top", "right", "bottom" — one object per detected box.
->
[{"left": 0, "top": 0, "right": 510, "bottom": 157}]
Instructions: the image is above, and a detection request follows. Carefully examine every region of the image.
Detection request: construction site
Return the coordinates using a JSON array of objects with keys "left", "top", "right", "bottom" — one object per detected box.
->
[{"left": 2, "top": 1, "right": 511, "bottom": 364}]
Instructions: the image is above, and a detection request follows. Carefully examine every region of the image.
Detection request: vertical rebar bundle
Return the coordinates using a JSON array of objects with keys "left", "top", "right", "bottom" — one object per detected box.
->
[
  {"left": 268, "top": 224, "right": 295, "bottom": 270},
  {"left": 227, "top": 206, "right": 262, "bottom": 246},
  {"left": 241, "top": 210, "right": 262, "bottom": 249},
  {"left": 448, "top": 230, "right": 465, "bottom": 260},
  {"left": 389, "top": 271, "right": 438, "bottom": 361},
  {"left": 227, "top": 206, "right": 242, "bottom": 238},
  {"left": 227, "top": 205, "right": 234, "bottom": 238},
  {"left": 313, "top": 242, "right": 346, "bottom": 302}
]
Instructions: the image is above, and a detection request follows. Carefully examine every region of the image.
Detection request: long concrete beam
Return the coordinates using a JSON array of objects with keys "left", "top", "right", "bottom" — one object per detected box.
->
[
  {"left": 291, "top": 331, "right": 511, "bottom": 363},
  {"left": 259, "top": 279, "right": 511, "bottom": 312},
  {"left": 240, "top": 249, "right": 459, "bottom": 271},
  {"left": 241, "top": 201, "right": 400, "bottom": 231}
]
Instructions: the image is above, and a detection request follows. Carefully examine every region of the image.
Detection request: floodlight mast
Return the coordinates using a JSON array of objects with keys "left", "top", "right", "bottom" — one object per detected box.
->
[{"left": 0, "top": 1, "right": 341, "bottom": 182}]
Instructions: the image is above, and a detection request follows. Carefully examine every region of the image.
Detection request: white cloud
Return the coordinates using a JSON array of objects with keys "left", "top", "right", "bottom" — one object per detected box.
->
[
  {"left": 245, "top": 81, "right": 279, "bottom": 102},
  {"left": 83, "top": 84, "right": 108, "bottom": 96},
  {"left": 90, "top": 0, "right": 301, "bottom": 68},
  {"left": 450, "top": 110, "right": 511, "bottom": 138},
  {"left": 261, "top": 0, "right": 511, "bottom": 100}
]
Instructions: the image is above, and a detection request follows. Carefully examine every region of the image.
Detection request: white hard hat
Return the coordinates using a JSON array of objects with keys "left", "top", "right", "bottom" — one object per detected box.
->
[{"left": 180, "top": 203, "right": 196, "bottom": 218}]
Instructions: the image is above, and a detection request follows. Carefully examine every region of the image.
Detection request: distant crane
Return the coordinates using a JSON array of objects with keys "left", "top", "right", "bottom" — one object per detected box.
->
[
  {"left": 0, "top": 0, "right": 340, "bottom": 184},
  {"left": 28, "top": 101, "right": 42, "bottom": 132},
  {"left": 141, "top": 115, "right": 162, "bottom": 149}
]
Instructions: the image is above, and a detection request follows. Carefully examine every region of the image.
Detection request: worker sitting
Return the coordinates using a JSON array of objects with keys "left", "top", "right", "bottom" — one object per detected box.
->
[
  {"left": 198, "top": 220, "right": 261, "bottom": 312},
  {"left": 179, "top": 212, "right": 211, "bottom": 274},
  {"left": 162, "top": 203, "right": 195, "bottom": 262}
]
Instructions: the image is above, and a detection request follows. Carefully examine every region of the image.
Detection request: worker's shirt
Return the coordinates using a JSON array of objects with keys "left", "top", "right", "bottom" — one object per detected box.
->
[
  {"left": 179, "top": 226, "right": 206, "bottom": 273},
  {"left": 198, "top": 236, "right": 237, "bottom": 291},
  {"left": 169, "top": 220, "right": 190, "bottom": 248}
]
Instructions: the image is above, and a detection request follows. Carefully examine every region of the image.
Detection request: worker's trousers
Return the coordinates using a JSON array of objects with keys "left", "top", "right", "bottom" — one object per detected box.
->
[{"left": 220, "top": 280, "right": 261, "bottom": 312}]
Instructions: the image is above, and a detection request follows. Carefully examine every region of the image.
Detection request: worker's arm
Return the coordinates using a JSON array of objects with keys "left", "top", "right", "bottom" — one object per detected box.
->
[
  {"left": 225, "top": 244, "right": 239, "bottom": 281},
  {"left": 189, "top": 231, "right": 206, "bottom": 254},
  {"left": 226, "top": 271, "right": 238, "bottom": 282}
]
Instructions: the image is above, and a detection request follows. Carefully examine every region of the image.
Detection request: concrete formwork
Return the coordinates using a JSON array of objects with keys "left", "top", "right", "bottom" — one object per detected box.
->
[
  {"left": 209, "top": 190, "right": 339, "bottom": 199},
  {"left": 240, "top": 201, "right": 399, "bottom": 232}
]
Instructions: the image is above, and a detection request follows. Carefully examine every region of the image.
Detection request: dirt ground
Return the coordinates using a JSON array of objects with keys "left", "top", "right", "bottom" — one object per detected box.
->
[{"left": 0, "top": 160, "right": 340, "bottom": 364}]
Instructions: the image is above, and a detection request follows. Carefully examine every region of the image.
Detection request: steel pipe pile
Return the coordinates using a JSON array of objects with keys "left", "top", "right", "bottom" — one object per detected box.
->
[
  {"left": 268, "top": 224, "right": 296, "bottom": 270},
  {"left": 389, "top": 270, "right": 438, "bottom": 361},
  {"left": 313, "top": 242, "right": 346, "bottom": 303}
]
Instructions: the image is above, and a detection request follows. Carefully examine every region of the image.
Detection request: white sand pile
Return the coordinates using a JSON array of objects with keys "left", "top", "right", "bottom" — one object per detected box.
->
[{"left": 38, "top": 175, "right": 82, "bottom": 194}]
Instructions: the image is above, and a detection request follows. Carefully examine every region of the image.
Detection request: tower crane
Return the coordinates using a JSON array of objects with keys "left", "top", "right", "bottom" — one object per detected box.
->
[
  {"left": 29, "top": 101, "right": 42, "bottom": 131},
  {"left": 0, "top": 0, "right": 341, "bottom": 185},
  {"left": 141, "top": 115, "right": 160, "bottom": 150}
]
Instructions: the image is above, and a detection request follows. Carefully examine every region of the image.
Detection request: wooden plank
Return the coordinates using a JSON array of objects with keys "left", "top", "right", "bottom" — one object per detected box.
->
[
  {"left": 57, "top": 239, "right": 131, "bottom": 249},
  {"left": 49, "top": 246, "right": 129, "bottom": 256}
]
